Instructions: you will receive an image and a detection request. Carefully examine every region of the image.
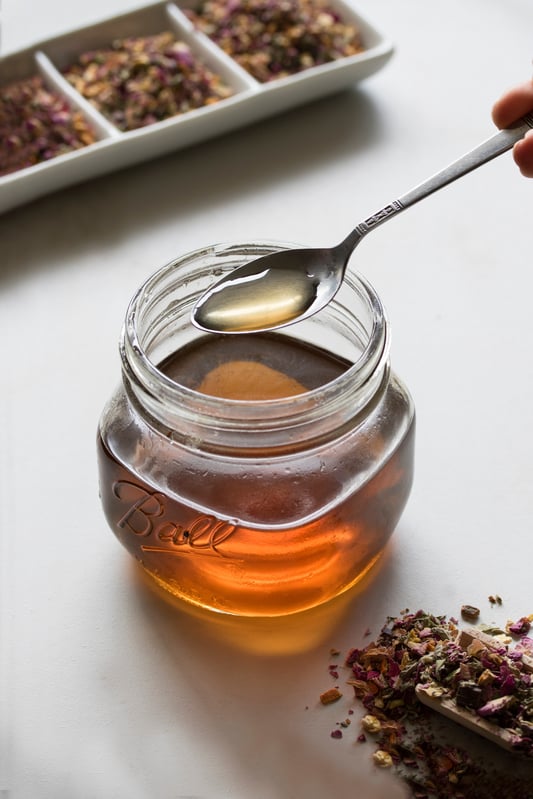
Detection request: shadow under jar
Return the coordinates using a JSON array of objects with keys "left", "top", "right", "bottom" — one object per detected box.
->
[{"left": 97, "top": 242, "right": 415, "bottom": 617}]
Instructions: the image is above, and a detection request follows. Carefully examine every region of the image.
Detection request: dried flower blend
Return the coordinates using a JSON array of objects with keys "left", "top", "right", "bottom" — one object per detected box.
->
[
  {"left": 186, "top": 0, "right": 364, "bottom": 82},
  {"left": 0, "top": 75, "right": 96, "bottom": 177},
  {"left": 62, "top": 32, "right": 232, "bottom": 131},
  {"left": 324, "top": 610, "right": 533, "bottom": 798}
]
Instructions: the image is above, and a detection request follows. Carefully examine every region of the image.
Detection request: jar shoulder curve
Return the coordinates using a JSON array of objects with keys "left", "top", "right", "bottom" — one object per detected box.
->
[
  {"left": 336, "top": 366, "right": 414, "bottom": 449},
  {"left": 99, "top": 368, "right": 414, "bottom": 467},
  {"left": 381, "top": 369, "right": 415, "bottom": 438},
  {"left": 98, "top": 368, "right": 415, "bottom": 528}
]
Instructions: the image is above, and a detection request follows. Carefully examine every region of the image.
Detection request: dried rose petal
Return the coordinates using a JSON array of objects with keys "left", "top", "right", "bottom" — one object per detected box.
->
[
  {"left": 507, "top": 616, "right": 532, "bottom": 637},
  {"left": 516, "top": 636, "right": 533, "bottom": 656},
  {"left": 476, "top": 694, "right": 515, "bottom": 717}
]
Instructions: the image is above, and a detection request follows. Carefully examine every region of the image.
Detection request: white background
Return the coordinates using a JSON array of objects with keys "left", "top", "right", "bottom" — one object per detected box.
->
[{"left": 2, "top": 1, "right": 533, "bottom": 797}]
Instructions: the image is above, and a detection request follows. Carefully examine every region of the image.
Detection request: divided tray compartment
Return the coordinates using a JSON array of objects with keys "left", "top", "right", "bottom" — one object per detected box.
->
[{"left": 0, "top": 0, "right": 393, "bottom": 214}]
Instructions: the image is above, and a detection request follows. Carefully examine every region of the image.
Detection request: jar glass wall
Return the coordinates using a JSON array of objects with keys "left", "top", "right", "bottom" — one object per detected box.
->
[{"left": 97, "top": 242, "right": 415, "bottom": 616}]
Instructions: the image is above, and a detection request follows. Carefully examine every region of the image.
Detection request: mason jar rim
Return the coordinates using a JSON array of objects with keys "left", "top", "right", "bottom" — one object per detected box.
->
[{"left": 119, "top": 241, "right": 390, "bottom": 445}]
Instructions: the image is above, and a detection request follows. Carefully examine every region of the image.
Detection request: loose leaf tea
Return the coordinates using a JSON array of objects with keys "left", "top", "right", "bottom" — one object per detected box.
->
[
  {"left": 347, "top": 611, "right": 533, "bottom": 757},
  {"left": 186, "top": 0, "right": 364, "bottom": 82},
  {"left": 323, "top": 609, "right": 533, "bottom": 798},
  {"left": 0, "top": 75, "right": 96, "bottom": 177},
  {"left": 346, "top": 610, "right": 533, "bottom": 799},
  {"left": 62, "top": 32, "right": 232, "bottom": 131}
]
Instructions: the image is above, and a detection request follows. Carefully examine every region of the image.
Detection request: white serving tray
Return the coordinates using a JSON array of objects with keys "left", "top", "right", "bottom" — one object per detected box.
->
[{"left": 0, "top": 0, "right": 393, "bottom": 214}]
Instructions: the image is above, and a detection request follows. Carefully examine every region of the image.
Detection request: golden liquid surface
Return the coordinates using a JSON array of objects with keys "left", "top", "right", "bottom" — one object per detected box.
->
[
  {"left": 193, "top": 267, "right": 318, "bottom": 332},
  {"left": 163, "top": 332, "right": 349, "bottom": 396},
  {"left": 196, "top": 360, "right": 307, "bottom": 399}
]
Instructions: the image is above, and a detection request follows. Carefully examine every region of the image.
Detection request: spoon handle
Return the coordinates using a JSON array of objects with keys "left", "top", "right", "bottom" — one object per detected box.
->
[
  {"left": 342, "top": 112, "right": 533, "bottom": 253},
  {"left": 398, "top": 111, "right": 533, "bottom": 209}
]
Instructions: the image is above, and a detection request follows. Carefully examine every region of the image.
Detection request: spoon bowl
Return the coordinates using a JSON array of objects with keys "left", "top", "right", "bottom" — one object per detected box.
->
[
  {"left": 192, "top": 112, "right": 533, "bottom": 334},
  {"left": 193, "top": 245, "right": 345, "bottom": 332}
]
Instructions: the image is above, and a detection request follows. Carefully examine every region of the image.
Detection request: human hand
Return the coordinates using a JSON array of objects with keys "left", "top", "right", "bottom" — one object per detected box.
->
[{"left": 492, "top": 80, "right": 533, "bottom": 177}]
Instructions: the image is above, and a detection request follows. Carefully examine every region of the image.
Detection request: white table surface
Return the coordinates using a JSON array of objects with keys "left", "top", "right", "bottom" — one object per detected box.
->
[{"left": 2, "top": 2, "right": 533, "bottom": 797}]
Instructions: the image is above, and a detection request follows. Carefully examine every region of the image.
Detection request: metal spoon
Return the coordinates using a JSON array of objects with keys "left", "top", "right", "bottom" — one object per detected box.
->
[{"left": 192, "top": 113, "right": 533, "bottom": 334}]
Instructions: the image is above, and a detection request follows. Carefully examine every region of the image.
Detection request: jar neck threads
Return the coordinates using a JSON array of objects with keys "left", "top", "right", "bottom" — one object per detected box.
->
[{"left": 120, "top": 242, "right": 390, "bottom": 453}]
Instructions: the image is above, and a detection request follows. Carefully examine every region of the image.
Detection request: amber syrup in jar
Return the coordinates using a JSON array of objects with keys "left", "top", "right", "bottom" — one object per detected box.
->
[{"left": 97, "top": 243, "right": 415, "bottom": 616}]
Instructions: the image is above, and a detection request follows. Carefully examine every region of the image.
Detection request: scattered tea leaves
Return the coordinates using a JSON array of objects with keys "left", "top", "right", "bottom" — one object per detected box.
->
[
  {"left": 321, "top": 609, "right": 533, "bottom": 798},
  {"left": 320, "top": 687, "right": 342, "bottom": 705},
  {"left": 461, "top": 604, "right": 481, "bottom": 621}
]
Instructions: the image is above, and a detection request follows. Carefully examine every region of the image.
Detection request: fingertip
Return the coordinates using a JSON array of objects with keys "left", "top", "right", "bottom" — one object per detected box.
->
[
  {"left": 491, "top": 96, "right": 508, "bottom": 128},
  {"left": 513, "top": 130, "right": 533, "bottom": 178},
  {"left": 492, "top": 81, "right": 533, "bottom": 129}
]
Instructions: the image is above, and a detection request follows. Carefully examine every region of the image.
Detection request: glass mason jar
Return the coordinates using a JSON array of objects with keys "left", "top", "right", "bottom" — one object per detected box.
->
[{"left": 97, "top": 242, "right": 415, "bottom": 617}]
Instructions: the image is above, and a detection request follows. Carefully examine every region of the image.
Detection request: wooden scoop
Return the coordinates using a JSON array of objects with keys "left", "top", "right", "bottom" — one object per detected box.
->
[{"left": 416, "top": 628, "right": 533, "bottom": 753}]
